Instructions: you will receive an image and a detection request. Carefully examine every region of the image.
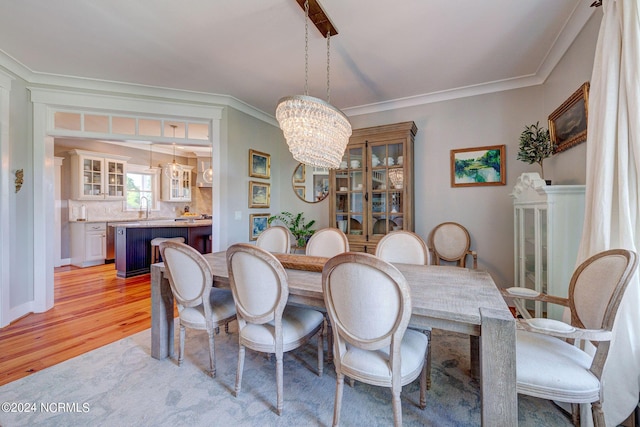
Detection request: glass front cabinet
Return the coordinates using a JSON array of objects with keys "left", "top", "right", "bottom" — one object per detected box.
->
[
  {"left": 69, "top": 149, "right": 129, "bottom": 200},
  {"left": 330, "top": 121, "right": 416, "bottom": 254},
  {"left": 161, "top": 165, "right": 194, "bottom": 202},
  {"left": 511, "top": 173, "right": 585, "bottom": 320}
]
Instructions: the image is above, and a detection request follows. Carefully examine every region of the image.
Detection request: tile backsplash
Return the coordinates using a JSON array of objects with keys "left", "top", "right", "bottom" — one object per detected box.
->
[{"left": 68, "top": 197, "right": 211, "bottom": 222}]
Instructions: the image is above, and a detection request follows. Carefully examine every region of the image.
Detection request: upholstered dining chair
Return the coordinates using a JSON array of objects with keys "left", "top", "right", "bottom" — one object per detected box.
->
[
  {"left": 322, "top": 252, "right": 429, "bottom": 427},
  {"left": 226, "top": 243, "right": 324, "bottom": 416},
  {"left": 375, "top": 230, "right": 433, "bottom": 388},
  {"left": 159, "top": 241, "right": 237, "bottom": 378},
  {"left": 305, "top": 227, "right": 349, "bottom": 258},
  {"left": 256, "top": 225, "right": 291, "bottom": 254},
  {"left": 375, "top": 230, "right": 430, "bottom": 265},
  {"left": 504, "top": 249, "right": 638, "bottom": 427},
  {"left": 428, "top": 221, "right": 477, "bottom": 268}
]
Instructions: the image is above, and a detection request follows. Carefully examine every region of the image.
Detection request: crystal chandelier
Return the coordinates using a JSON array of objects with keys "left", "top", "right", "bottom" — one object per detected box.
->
[
  {"left": 275, "top": 0, "right": 351, "bottom": 169},
  {"left": 164, "top": 125, "right": 182, "bottom": 179}
]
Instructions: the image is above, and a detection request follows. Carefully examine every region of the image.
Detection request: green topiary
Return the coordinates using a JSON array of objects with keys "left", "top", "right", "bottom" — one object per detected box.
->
[{"left": 517, "top": 122, "right": 555, "bottom": 179}]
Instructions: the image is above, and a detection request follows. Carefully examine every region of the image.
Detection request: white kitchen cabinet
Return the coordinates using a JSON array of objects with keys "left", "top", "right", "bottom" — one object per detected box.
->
[
  {"left": 69, "top": 149, "right": 129, "bottom": 200},
  {"left": 511, "top": 173, "right": 585, "bottom": 320},
  {"left": 161, "top": 164, "right": 193, "bottom": 202},
  {"left": 70, "top": 222, "right": 107, "bottom": 267}
]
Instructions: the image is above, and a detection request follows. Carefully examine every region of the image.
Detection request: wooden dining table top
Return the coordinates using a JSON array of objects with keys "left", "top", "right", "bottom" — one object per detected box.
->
[{"left": 202, "top": 251, "right": 509, "bottom": 334}]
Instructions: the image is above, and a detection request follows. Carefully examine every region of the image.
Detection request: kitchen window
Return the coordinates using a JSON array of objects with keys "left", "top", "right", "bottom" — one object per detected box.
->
[{"left": 126, "top": 164, "right": 159, "bottom": 211}]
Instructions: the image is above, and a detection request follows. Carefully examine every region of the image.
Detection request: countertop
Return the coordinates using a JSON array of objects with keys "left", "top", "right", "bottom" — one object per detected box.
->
[{"left": 113, "top": 219, "right": 212, "bottom": 228}]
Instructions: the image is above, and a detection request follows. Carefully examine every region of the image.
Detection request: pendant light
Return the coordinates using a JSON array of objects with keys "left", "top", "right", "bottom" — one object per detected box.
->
[
  {"left": 164, "top": 125, "right": 182, "bottom": 179},
  {"left": 202, "top": 143, "right": 214, "bottom": 184},
  {"left": 275, "top": 0, "right": 351, "bottom": 169}
]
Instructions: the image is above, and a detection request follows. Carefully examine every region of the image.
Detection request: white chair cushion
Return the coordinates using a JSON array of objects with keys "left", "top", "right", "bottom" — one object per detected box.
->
[
  {"left": 208, "top": 289, "right": 237, "bottom": 322},
  {"left": 240, "top": 306, "right": 323, "bottom": 349},
  {"left": 342, "top": 329, "right": 428, "bottom": 384},
  {"left": 516, "top": 329, "right": 599, "bottom": 403},
  {"left": 179, "top": 289, "right": 236, "bottom": 326}
]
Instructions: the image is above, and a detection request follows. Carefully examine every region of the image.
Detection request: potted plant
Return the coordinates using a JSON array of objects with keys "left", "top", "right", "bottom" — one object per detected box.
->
[
  {"left": 517, "top": 121, "right": 555, "bottom": 183},
  {"left": 268, "top": 211, "right": 316, "bottom": 247}
]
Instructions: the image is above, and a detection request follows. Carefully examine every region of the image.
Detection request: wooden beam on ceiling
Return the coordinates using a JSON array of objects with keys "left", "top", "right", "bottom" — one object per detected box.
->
[{"left": 295, "top": 0, "right": 338, "bottom": 38}]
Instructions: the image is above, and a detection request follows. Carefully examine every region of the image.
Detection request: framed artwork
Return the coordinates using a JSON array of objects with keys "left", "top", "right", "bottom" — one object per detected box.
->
[
  {"left": 249, "top": 181, "right": 270, "bottom": 208},
  {"left": 293, "top": 164, "right": 305, "bottom": 182},
  {"left": 549, "top": 82, "right": 590, "bottom": 154},
  {"left": 249, "top": 213, "right": 270, "bottom": 241},
  {"left": 451, "top": 145, "right": 506, "bottom": 187},
  {"left": 294, "top": 185, "right": 305, "bottom": 199},
  {"left": 249, "top": 149, "right": 270, "bottom": 179}
]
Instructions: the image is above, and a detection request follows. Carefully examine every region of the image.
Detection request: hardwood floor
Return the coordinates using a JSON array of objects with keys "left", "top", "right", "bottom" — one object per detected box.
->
[{"left": 0, "top": 264, "right": 157, "bottom": 387}]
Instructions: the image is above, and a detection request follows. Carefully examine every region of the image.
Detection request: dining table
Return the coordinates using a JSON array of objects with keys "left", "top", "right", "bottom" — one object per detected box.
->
[{"left": 150, "top": 251, "right": 516, "bottom": 426}]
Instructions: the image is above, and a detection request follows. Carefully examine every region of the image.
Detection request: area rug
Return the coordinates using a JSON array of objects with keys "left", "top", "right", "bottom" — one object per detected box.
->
[{"left": 0, "top": 325, "right": 571, "bottom": 426}]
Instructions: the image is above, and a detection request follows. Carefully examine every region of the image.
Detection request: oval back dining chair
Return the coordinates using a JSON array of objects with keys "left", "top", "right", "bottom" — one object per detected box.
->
[
  {"left": 428, "top": 222, "right": 477, "bottom": 268},
  {"left": 375, "top": 230, "right": 430, "bottom": 265},
  {"left": 256, "top": 225, "right": 291, "bottom": 254},
  {"left": 512, "top": 249, "right": 638, "bottom": 426},
  {"left": 305, "top": 227, "right": 349, "bottom": 258},
  {"left": 159, "top": 241, "right": 236, "bottom": 378},
  {"left": 226, "top": 243, "right": 324, "bottom": 416},
  {"left": 322, "top": 252, "right": 428, "bottom": 427}
]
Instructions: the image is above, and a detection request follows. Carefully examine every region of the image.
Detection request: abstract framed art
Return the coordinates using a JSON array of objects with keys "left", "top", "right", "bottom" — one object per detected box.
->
[
  {"left": 249, "top": 181, "right": 270, "bottom": 208},
  {"left": 248, "top": 149, "right": 270, "bottom": 179},
  {"left": 249, "top": 213, "right": 270, "bottom": 240}
]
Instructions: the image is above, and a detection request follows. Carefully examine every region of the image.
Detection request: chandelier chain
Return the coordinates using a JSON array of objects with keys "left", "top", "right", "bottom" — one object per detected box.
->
[
  {"left": 304, "top": 0, "right": 309, "bottom": 96},
  {"left": 326, "top": 31, "right": 331, "bottom": 103}
]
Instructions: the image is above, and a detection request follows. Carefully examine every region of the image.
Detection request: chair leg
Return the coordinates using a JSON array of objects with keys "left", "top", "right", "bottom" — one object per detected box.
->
[
  {"left": 325, "top": 315, "right": 333, "bottom": 364},
  {"left": 571, "top": 403, "right": 580, "bottom": 426},
  {"left": 235, "top": 344, "right": 245, "bottom": 397},
  {"left": 592, "top": 401, "right": 605, "bottom": 427},
  {"left": 317, "top": 323, "right": 324, "bottom": 376},
  {"left": 424, "top": 329, "right": 432, "bottom": 390},
  {"left": 333, "top": 372, "right": 345, "bottom": 427},
  {"left": 207, "top": 329, "right": 216, "bottom": 378},
  {"left": 392, "top": 386, "right": 403, "bottom": 427},
  {"left": 419, "top": 358, "right": 427, "bottom": 409},
  {"left": 225, "top": 322, "right": 230, "bottom": 334},
  {"left": 178, "top": 324, "right": 185, "bottom": 366},
  {"left": 276, "top": 350, "right": 284, "bottom": 416}
]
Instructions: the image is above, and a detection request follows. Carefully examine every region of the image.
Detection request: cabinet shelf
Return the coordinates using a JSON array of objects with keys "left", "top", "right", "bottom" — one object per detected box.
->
[
  {"left": 69, "top": 149, "right": 129, "bottom": 200},
  {"left": 329, "top": 121, "right": 416, "bottom": 254}
]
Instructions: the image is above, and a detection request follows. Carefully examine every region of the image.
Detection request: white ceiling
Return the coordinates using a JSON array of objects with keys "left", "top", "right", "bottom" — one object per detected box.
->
[{"left": 0, "top": 0, "right": 596, "bottom": 118}]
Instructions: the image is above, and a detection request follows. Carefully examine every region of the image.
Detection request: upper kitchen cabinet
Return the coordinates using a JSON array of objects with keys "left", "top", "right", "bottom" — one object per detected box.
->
[
  {"left": 69, "top": 149, "right": 129, "bottom": 200},
  {"left": 329, "top": 121, "right": 417, "bottom": 254},
  {"left": 161, "top": 164, "right": 194, "bottom": 202}
]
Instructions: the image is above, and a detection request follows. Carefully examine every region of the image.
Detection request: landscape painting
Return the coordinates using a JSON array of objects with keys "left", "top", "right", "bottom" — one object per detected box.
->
[{"left": 451, "top": 145, "right": 506, "bottom": 187}]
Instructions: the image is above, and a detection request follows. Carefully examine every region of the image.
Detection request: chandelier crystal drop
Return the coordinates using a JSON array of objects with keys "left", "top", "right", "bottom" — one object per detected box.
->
[
  {"left": 276, "top": 95, "right": 351, "bottom": 169},
  {"left": 276, "top": 0, "right": 351, "bottom": 169}
]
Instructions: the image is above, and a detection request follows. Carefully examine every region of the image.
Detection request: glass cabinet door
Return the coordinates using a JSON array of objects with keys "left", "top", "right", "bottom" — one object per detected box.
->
[
  {"left": 520, "top": 206, "right": 548, "bottom": 318},
  {"left": 370, "top": 141, "right": 404, "bottom": 236},
  {"left": 82, "top": 157, "right": 103, "bottom": 197},
  {"left": 106, "top": 160, "right": 125, "bottom": 198}
]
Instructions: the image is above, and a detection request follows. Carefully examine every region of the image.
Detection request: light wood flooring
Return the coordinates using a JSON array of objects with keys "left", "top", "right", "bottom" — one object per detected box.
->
[{"left": 0, "top": 263, "right": 157, "bottom": 386}]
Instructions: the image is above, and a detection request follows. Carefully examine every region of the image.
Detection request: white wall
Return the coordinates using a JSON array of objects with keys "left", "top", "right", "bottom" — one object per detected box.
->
[{"left": 346, "top": 10, "right": 600, "bottom": 286}]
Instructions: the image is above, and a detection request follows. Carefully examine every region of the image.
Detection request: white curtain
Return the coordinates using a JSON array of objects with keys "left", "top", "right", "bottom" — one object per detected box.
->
[{"left": 576, "top": 0, "right": 640, "bottom": 425}]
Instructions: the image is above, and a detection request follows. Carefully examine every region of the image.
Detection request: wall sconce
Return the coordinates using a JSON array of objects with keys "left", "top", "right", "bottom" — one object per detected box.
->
[{"left": 15, "top": 169, "right": 23, "bottom": 193}]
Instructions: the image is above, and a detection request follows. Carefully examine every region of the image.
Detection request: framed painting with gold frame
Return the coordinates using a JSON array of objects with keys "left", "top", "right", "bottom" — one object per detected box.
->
[
  {"left": 249, "top": 149, "right": 270, "bottom": 179},
  {"left": 549, "top": 82, "right": 590, "bottom": 153},
  {"left": 249, "top": 213, "right": 270, "bottom": 240},
  {"left": 450, "top": 145, "right": 506, "bottom": 187},
  {"left": 249, "top": 181, "right": 270, "bottom": 208}
]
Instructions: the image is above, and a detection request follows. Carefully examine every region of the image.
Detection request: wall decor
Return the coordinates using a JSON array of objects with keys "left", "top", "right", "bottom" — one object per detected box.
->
[
  {"left": 249, "top": 213, "right": 270, "bottom": 240},
  {"left": 294, "top": 185, "right": 305, "bottom": 199},
  {"left": 549, "top": 81, "right": 590, "bottom": 153},
  {"left": 293, "top": 163, "right": 305, "bottom": 182},
  {"left": 249, "top": 181, "right": 270, "bottom": 208},
  {"left": 249, "top": 149, "right": 270, "bottom": 179},
  {"left": 451, "top": 145, "right": 506, "bottom": 187}
]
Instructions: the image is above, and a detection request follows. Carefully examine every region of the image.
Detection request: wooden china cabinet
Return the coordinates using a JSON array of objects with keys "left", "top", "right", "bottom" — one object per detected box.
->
[{"left": 329, "top": 121, "right": 417, "bottom": 254}]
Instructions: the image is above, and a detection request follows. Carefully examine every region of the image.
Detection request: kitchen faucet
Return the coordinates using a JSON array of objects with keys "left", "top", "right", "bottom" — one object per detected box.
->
[{"left": 140, "top": 196, "right": 149, "bottom": 220}]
